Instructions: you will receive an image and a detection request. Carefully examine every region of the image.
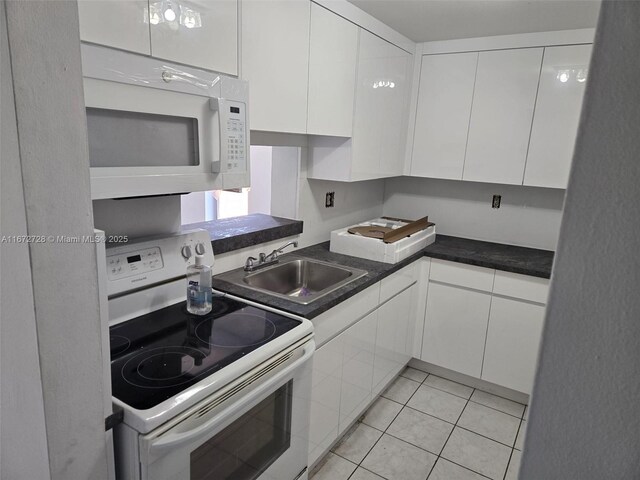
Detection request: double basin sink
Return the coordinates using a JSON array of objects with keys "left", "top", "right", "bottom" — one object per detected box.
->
[{"left": 216, "top": 256, "right": 368, "bottom": 305}]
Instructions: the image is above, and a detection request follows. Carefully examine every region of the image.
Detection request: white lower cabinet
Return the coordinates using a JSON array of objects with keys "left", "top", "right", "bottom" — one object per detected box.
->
[
  {"left": 418, "top": 259, "right": 549, "bottom": 395},
  {"left": 374, "top": 285, "right": 415, "bottom": 393},
  {"left": 307, "top": 266, "right": 417, "bottom": 467},
  {"left": 482, "top": 297, "right": 546, "bottom": 394},
  {"left": 421, "top": 282, "right": 492, "bottom": 378},
  {"left": 339, "top": 309, "right": 377, "bottom": 433},
  {"left": 308, "top": 333, "right": 343, "bottom": 466}
]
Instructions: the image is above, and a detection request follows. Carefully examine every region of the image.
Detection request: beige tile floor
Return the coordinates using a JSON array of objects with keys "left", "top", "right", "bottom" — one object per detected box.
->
[{"left": 311, "top": 367, "right": 528, "bottom": 480}]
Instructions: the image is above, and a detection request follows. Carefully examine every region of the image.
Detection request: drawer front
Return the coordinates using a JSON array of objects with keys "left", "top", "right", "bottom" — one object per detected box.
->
[
  {"left": 493, "top": 270, "right": 550, "bottom": 304},
  {"left": 429, "top": 259, "right": 495, "bottom": 292},
  {"left": 380, "top": 262, "right": 417, "bottom": 304},
  {"left": 312, "top": 282, "right": 381, "bottom": 348}
]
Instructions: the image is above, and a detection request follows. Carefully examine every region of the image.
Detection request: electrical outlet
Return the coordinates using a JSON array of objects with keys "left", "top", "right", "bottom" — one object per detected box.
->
[
  {"left": 325, "top": 192, "right": 335, "bottom": 208},
  {"left": 492, "top": 194, "right": 501, "bottom": 209}
]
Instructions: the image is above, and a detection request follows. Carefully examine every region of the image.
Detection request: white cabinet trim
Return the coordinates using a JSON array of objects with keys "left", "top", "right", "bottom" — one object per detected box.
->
[
  {"left": 312, "top": 0, "right": 415, "bottom": 54},
  {"left": 421, "top": 28, "right": 595, "bottom": 55}
]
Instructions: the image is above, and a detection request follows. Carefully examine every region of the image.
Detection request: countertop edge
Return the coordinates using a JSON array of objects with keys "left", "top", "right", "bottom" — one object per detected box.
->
[{"left": 182, "top": 214, "right": 304, "bottom": 255}]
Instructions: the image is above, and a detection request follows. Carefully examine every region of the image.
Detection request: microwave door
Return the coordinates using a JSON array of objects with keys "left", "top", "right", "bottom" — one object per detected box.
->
[{"left": 84, "top": 78, "right": 223, "bottom": 198}]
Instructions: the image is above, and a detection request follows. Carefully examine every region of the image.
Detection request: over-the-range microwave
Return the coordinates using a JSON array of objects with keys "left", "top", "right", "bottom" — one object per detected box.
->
[{"left": 81, "top": 44, "right": 249, "bottom": 200}]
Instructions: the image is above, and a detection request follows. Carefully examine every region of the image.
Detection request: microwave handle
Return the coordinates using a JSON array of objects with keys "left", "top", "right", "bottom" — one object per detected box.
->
[{"left": 147, "top": 340, "right": 314, "bottom": 454}]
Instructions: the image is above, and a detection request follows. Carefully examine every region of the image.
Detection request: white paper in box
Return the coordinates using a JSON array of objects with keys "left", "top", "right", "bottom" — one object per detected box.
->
[{"left": 330, "top": 218, "right": 436, "bottom": 264}]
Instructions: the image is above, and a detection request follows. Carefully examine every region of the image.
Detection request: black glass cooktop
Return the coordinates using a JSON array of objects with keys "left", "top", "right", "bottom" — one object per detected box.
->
[{"left": 109, "top": 297, "right": 301, "bottom": 410}]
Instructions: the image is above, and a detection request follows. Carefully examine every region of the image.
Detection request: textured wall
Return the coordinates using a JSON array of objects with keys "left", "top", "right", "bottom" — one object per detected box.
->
[
  {"left": 522, "top": 2, "right": 640, "bottom": 478},
  {"left": 3, "top": 1, "right": 110, "bottom": 478},
  {"left": 0, "top": 2, "right": 51, "bottom": 478}
]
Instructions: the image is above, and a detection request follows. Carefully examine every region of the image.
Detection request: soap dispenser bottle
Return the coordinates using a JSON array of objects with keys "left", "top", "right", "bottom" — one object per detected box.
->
[{"left": 186, "top": 254, "right": 212, "bottom": 315}]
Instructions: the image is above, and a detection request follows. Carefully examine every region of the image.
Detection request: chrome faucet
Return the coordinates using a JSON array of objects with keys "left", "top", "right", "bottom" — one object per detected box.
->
[{"left": 244, "top": 241, "right": 298, "bottom": 272}]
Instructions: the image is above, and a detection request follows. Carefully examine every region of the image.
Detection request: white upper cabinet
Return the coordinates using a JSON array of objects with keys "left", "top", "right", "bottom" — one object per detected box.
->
[
  {"left": 524, "top": 44, "right": 592, "bottom": 189},
  {"left": 78, "top": 0, "right": 238, "bottom": 74},
  {"left": 78, "top": 0, "right": 151, "bottom": 55},
  {"left": 352, "top": 29, "right": 412, "bottom": 179},
  {"left": 308, "top": 28, "right": 412, "bottom": 181},
  {"left": 241, "top": 0, "right": 310, "bottom": 133},
  {"left": 307, "top": 3, "right": 358, "bottom": 137},
  {"left": 463, "top": 48, "right": 543, "bottom": 185},
  {"left": 149, "top": 0, "right": 238, "bottom": 75},
  {"left": 411, "top": 52, "right": 478, "bottom": 180}
]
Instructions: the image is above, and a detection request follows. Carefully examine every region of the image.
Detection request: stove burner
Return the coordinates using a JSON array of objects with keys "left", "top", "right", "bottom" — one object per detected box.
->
[
  {"left": 110, "top": 335, "right": 131, "bottom": 356},
  {"left": 137, "top": 352, "right": 196, "bottom": 381},
  {"left": 195, "top": 313, "right": 277, "bottom": 348},
  {"left": 121, "top": 346, "right": 203, "bottom": 389}
]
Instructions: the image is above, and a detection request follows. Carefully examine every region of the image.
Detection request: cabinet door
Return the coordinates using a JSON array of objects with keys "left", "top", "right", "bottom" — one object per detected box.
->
[
  {"left": 241, "top": 0, "right": 310, "bottom": 133},
  {"left": 77, "top": 0, "right": 151, "bottom": 55},
  {"left": 307, "top": 3, "right": 358, "bottom": 137},
  {"left": 482, "top": 297, "right": 545, "bottom": 394},
  {"left": 351, "top": 29, "right": 411, "bottom": 180},
  {"left": 339, "top": 309, "right": 377, "bottom": 433},
  {"left": 421, "top": 282, "right": 491, "bottom": 378},
  {"left": 411, "top": 52, "right": 478, "bottom": 180},
  {"left": 373, "top": 284, "right": 416, "bottom": 396},
  {"left": 149, "top": 0, "right": 238, "bottom": 75},
  {"left": 308, "top": 335, "right": 343, "bottom": 467},
  {"left": 378, "top": 39, "right": 412, "bottom": 177},
  {"left": 524, "top": 44, "right": 592, "bottom": 189},
  {"left": 463, "top": 48, "right": 543, "bottom": 185}
]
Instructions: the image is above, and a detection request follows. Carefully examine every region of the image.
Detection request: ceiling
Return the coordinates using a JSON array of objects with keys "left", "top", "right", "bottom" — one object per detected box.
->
[{"left": 348, "top": 0, "right": 601, "bottom": 43}]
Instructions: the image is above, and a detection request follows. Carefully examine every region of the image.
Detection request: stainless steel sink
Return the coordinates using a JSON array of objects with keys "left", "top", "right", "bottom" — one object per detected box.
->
[{"left": 216, "top": 256, "right": 368, "bottom": 304}]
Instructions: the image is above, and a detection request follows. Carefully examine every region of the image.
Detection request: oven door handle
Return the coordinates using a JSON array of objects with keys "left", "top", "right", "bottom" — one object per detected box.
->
[{"left": 147, "top": 340, "right": 314, "bottom": 454}]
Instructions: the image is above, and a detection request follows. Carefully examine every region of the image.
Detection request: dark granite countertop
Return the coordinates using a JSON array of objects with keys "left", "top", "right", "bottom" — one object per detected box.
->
[
  {"left": 213, "top": 242, "right": 425, "bottom": 319},
  {"left": 182, "top": 214, "right": 303, "bottom": 255},
  {"left": 424, "top": 235, "right": 554, "bottom": 279},
  {"left": 212, "top": 236, "right": 554, "bottom": 319}
]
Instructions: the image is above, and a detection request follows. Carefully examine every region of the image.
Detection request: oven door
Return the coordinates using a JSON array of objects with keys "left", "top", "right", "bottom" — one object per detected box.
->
[{"left": 139, "top": 339, "right": 314, "bottom": 480}]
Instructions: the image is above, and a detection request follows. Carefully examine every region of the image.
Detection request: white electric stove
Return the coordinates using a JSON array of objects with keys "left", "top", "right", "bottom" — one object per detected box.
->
[{"left": 103, "top": 230, "right": 314, "bottom": 480}]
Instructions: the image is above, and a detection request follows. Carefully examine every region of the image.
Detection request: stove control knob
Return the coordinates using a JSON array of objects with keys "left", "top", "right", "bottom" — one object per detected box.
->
[
  {"left": 195, "top": 243, "right": 205, "bottom": 255},
  {"left": 181, "top": 245, "right": 192, "bottom": 259}
]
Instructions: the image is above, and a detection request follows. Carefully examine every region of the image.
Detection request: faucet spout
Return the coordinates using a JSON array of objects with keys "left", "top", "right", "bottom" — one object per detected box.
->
[{"left": 243, "top": 241, "right": 299, "bottom": 272}]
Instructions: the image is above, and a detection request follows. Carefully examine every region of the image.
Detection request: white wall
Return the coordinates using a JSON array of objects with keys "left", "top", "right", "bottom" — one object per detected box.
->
[
  {"left": 248, "top": 145, "right": 273, "bottom": 214},
  {"left": 94, "top": 196, "right": 182, "bottom": 239},
  {"left": 297, "top": 147, "right": 386, "bottom": 247},
  {"left": 2, "top": 1, "right": 110, "bottom": 478},
  {"left": 0, "top": 2, "right": 51, "bottom": 477},
  {"left": 270, "top": 146, "right": 300, "bottom": 219},
  {"left": 522, "top": 2, "right": 640, "bottom": 478},
  {"left": 383, "top": 176, "right": 565, "bottom": 250},
  {"left": 181, "top": 192, "right": 208, "bottom": 224}
]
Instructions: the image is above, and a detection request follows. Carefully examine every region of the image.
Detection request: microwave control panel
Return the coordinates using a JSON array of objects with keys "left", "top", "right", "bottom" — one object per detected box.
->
[{"left": 211, "top": 98, "right": 247, "bottom": 175}]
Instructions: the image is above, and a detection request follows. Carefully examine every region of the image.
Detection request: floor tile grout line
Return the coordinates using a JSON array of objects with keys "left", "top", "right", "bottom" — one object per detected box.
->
[
  {"left": 419, "top": 381, "right": 475, "bottom": 401},
  {"left": 401, "top": 403, "right": 457, "bottom": 427},
  {"left": 434, "top": 457, "right": 496, "bottom": 480},
  {"left": 454, "top": 424, "right": 519, "bottom": 450},
  {"left": 503, "top": 448, "right": 516, "bottom": 480},
  {"left": 318, "top": 370, "right": 526, "bottom": 480},
  {"left": 351, "top": 381, "right": 431, "bottom": 480},
  {"left": 467, "top": 398, "right": 525, "bottom": 419},
  {"left": 351, "top": 391, "right": 409, "bottom": 478}
]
